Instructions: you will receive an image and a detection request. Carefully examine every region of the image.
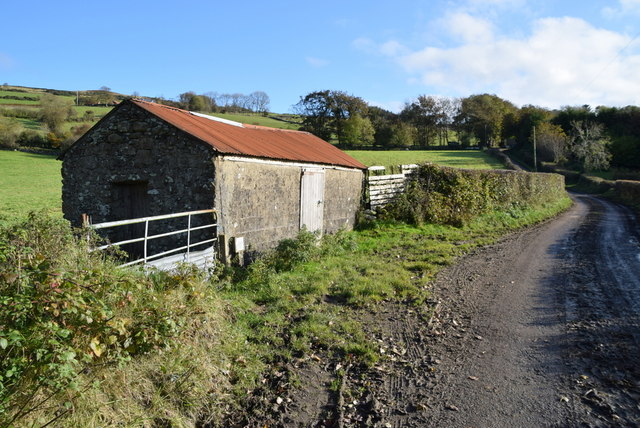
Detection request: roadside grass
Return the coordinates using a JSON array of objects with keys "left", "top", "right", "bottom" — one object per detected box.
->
[
  {"left": 4, "top": 191, "right": 571, "bottom": 426},
  {"left": 345, "top": 149, "right": 505, "bottom": 169},
  {"left": 0, "top": 151, "right": 62, "bottom": 220}
]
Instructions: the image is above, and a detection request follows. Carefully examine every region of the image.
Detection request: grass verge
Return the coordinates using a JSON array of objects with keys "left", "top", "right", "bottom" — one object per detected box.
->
[{"left": 2, "top": 193, "right": 571, "bottom": 426}]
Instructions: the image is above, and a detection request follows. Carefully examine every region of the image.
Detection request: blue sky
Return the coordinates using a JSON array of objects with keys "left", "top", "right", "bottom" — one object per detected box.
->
[{"left": 2, "top": 0, "right": 639, "bottom": 113}]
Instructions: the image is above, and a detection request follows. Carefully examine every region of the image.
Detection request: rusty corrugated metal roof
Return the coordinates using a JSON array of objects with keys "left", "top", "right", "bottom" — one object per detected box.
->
[{"left": 130, "top": 99, "right": 366, "bottom": 169}]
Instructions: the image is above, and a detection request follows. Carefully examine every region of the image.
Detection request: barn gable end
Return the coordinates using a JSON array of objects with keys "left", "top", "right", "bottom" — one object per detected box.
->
[{"left": 62, "top": 101, "right": 216, "bottom": 227}]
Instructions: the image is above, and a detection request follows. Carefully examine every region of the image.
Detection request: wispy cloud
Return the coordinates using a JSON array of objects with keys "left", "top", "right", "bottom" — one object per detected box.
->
[
  {"left": 603, "top": 0, "right": 640, "bottom": 17},
  {"left": 466, "top": 0, "right": 525, "bottom": 5},
  {"left": 0, "top": 53, "right": 14, "bottom": 70},
  {"left": 352, "top": 37, "right": 377, "bottom": 54},
  {"left": 615, "top": 0, "right": 640, "bottom": 12},
  {"left": 305, "top": 56, "right": 330, "bottom": 68}
]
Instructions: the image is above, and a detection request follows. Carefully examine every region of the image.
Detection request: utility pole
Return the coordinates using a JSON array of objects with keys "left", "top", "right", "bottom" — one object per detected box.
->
[{"left": 533, "top": 125, "right": 537, "bottom": 172}]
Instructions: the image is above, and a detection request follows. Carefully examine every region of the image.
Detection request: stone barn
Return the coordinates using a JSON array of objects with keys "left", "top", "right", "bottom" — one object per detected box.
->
[{"left": 60, "top": 99, "right": 366, "bottom": 263}]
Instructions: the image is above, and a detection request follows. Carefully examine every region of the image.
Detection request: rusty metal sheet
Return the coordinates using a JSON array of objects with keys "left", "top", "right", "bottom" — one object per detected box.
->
[{"left": 131, "top": 100, "right": 366, "bottom": 170}]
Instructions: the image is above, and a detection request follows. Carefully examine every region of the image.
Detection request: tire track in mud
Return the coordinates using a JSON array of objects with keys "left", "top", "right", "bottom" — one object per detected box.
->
[
  {"left": 263, "top": 194, "right": 640, "bottom": 427},
  {"left": 560, "top": 195, "right": 640, "bottom": 426}
]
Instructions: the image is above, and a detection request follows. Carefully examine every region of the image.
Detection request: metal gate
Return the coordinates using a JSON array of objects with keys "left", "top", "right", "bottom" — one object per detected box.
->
[{"left": 87, "top": 209, "right": 217, "bottom": 269}]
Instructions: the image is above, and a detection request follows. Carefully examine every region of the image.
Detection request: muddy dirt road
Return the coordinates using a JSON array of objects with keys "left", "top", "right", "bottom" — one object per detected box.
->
[{"left": 275, "top": 194, "right": 640, "bottom": 427}]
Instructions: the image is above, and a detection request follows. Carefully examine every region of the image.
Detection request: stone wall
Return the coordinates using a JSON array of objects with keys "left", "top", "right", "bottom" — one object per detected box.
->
[
  {"left": 61, "top": 102, "right": 216, "bottom": 256},
  {"left": 214, "top": 158, "right": 302, "bottom": 254},
  {"left": 214, "top": 157, "right": 363, "bottom": 255},
  {"left": 324, "top": 168, "right": 363, "bottom": 233}
]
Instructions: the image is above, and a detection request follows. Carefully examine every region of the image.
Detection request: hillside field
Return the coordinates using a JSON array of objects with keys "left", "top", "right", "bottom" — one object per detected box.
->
[
  {"left": 206, "top": 112, "right": 302, "bottom": 130},
  {"left": 0, "top": 151, "right": 62, "bottom": 220},
  {"left": 346, "top": 150, "right": 505, "bottom": 170}
]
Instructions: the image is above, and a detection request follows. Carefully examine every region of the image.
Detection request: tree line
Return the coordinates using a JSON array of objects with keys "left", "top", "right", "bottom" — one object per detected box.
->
[
  {"left": 164, "top": 91, "right": 271, "bottom": 115},
  {"left": 293, "top": 90, "right": 640, "bottom": 172},
  {"left": 1, "top": 85, "right": 638, "bottom": 173}
]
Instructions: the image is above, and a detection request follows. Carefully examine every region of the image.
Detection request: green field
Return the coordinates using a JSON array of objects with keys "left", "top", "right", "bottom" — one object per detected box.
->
[
  {"left": 0, "top": 90, "right": 41, "bottom": 105},
  {"left": 207, "top": 112, "right": 301, "bottom": 130},
  {"left": 0, "top": 151, "right": 62, "bottom": 219},
  {"left": 16, "top": 117, "right": 42, "bottom": 131},
  {"left": 346, "top": 150, "right": 505, "bottom": 170},
  {"left": 72, "top": 105, "right": 112, "bottom": 117}
]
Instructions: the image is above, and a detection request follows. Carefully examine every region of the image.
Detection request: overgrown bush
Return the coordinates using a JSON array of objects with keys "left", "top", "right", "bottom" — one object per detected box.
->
[
  {"left": 380, "top": 163, "right": 566, "bottom": 226},
  {"left": 0, "top": 213, "right": 206, "bottom": 425},
  {"left": 0, "top": 117, "right": 21, "bottom": 149},
  {"left": 1, "top": 218, "right": 363, "bottom": 426},
  {"left": 16, "top": 130, "right": 48, "bottom": 148}
]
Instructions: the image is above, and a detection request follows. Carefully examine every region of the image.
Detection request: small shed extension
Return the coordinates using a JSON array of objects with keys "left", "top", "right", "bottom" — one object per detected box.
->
[{"left": 60, "top": 99, "right": 366, "bottom": 262}]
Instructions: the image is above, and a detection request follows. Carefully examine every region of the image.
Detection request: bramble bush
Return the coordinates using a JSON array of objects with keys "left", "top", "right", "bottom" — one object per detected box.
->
[{"left": 0, "top": 213, "right": 190, "bottom": 425}]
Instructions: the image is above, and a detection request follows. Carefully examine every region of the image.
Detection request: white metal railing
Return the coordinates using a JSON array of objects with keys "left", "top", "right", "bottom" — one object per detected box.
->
[{"left": 87, "top": 209, "right": 217, "bottom": 267}]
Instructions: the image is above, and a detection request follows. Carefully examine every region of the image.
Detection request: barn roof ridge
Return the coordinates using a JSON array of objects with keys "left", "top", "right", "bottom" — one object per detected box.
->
[{"left": 128, "top": 99, "right": 366, "bottom": 170}]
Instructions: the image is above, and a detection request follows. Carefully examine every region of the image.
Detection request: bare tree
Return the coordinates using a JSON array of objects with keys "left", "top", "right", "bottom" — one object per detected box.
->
[
  {"left": 229, "top": 93, "right": 244, "bottom": 111},
  {"left": 249, "top": 91, "right": 270, "bottom": 113}
]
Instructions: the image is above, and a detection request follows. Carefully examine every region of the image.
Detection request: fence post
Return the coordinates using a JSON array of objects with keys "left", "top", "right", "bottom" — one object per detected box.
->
[
  {"left": 144, "top": 220, "right": 149, "bottom": 264},
  {"left": 81, "top": 213, "right": 91, "bottom": 244},
  {"left": 187, "top": 213, "right": 192, "bottom": 263}
]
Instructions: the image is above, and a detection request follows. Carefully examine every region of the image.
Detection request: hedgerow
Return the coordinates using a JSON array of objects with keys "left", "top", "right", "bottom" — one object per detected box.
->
[{"left": 380, "top": 163, "right": 566, "bottom": 226}]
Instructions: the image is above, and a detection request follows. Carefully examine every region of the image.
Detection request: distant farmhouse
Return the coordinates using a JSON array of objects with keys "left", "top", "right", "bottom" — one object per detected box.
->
[{"left": 60, "top": 99, "right": 366, "bottom": 263}]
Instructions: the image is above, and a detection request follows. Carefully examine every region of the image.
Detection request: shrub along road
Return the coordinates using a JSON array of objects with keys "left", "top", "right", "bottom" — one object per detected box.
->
[{"left": 274, "top": 194, "right": 640, "bottom": 427}]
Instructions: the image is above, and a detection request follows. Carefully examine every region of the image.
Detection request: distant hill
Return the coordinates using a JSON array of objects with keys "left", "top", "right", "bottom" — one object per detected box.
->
[{"left": 0, "top": 85, "right": 302, "bottom": 152}]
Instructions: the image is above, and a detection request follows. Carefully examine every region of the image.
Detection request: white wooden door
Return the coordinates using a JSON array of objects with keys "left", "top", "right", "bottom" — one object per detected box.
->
[{"left": 300, "top": 168, "right": 325, "bottom": 233}]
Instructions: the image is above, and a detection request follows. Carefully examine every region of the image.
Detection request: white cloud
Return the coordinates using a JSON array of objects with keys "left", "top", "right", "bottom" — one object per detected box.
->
[
  {"left": 379, "top": 40, "right": 408, "bottom": 56},
  {"left": 305, "top": 56, "right": 330, "bottom": 68},
  {"left": 391, "top": 16, "right": 640, "bottom": 107}
]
